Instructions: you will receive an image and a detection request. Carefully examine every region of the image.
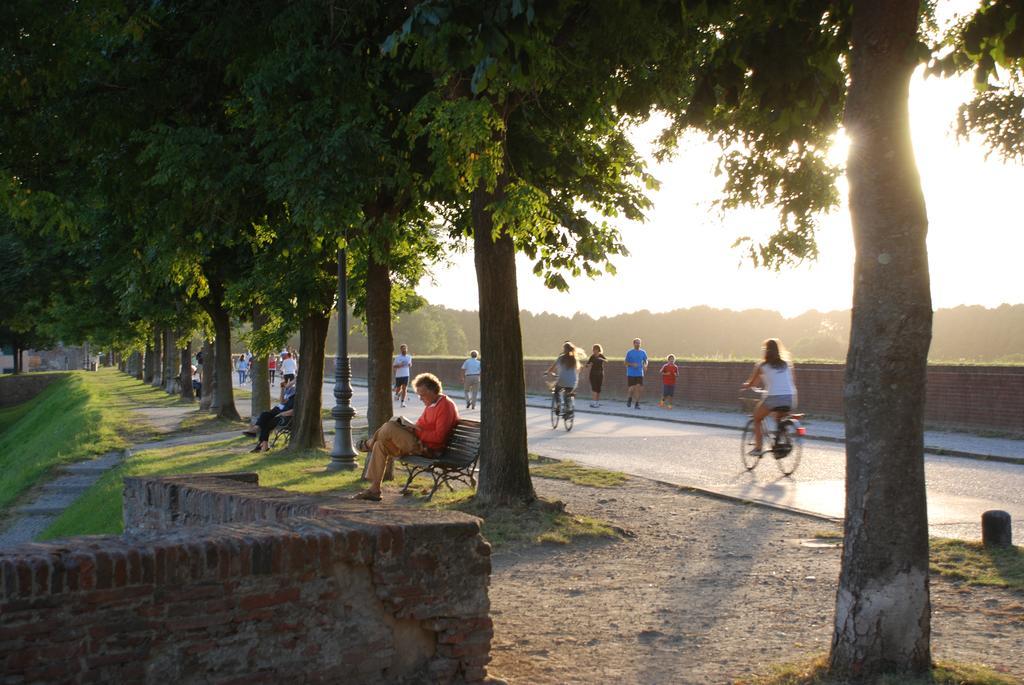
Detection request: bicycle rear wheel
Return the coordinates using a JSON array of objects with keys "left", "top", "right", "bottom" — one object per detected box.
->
[
  {"left": 773, "top": 425, "right": 803, "bottom": 476},
  {"left": 740, "top": 419, "right": 761, "bottom": 470},
  {"left": 550, "top": 393, "right": 560, "bottom": 429}
]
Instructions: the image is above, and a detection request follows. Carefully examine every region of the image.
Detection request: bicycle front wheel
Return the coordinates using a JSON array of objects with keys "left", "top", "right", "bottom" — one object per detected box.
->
[
  {"left": 741, "top": 419, "right": 760, "bottom": 470},
  {"left": 550, "top": 394, "right": 560, "bottom": 429},
  {"left": 563, "top": 403, "right": 574, "bottom": 432},
  {"left": 773, "top": 425, "right": 803, "bottom": 476}
]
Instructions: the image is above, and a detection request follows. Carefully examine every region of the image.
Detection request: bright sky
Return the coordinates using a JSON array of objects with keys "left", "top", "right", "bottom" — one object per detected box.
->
[{"left": 418, "top": 33, "right": 1024, "bottom": 318}]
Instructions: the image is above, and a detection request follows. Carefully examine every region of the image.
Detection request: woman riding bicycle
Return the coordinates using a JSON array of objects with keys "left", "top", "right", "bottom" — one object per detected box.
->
[
  {"left": 547, "top": 341, "right": 582, "bottom": 414},
  {"left": 741, "top": 338, "right": 798, "bottom": 457}
]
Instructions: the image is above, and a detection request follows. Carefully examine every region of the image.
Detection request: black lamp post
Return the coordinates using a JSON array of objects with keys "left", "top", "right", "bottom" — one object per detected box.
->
[{"left": 327, "top": 247, "right": 359, "bottom": 470}]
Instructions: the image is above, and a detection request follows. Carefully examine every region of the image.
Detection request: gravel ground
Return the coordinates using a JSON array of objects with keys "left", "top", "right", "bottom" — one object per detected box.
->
[{"left": 486, "top": 476, "right": 1024, "bottom": 684}]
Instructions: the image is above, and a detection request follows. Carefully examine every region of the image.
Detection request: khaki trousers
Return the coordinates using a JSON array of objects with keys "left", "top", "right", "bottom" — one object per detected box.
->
[
  {"left": 367, "top": 421, "right": 424, "bottom": 490},
  {"left": 464, "top": 376, "right": 480, "bottom": 406}
]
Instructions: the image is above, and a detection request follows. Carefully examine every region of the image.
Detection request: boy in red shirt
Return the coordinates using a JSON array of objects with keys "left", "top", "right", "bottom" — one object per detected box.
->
[{"left": 659, "top": 355, "right": 679, "bottom": 409}]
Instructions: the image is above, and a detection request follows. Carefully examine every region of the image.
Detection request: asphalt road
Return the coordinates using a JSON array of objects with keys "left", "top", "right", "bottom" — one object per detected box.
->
[{"left": 266, "top": 380, "right": 1024, "bottom": 542}]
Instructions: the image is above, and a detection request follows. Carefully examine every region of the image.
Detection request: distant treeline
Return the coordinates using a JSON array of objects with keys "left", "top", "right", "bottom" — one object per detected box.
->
[{"left": 326, "top": 304, "right": 1023, "bottom": 363}]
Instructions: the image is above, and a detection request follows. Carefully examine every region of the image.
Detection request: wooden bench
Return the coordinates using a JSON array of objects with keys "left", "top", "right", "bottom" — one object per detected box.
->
[{"left": 399, "top": 419, "right": 481, "bottom": 500}]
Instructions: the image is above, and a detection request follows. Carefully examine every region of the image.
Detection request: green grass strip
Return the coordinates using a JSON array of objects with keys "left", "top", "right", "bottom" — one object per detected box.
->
[
  {"left": 737, "top": 654, "right": 1018, "bottom": 685},
  {"left": 930, "top": 537, "right": 1024, "bottom": 590},
  {"left": 42, "top": 438, "right": 363, "bottom": 539},
  {"left": 528, "top": 453, "right": 628, "bottom": 487},
  {"left": 0, "top": 372, "right": 130, "bottom": 511}
]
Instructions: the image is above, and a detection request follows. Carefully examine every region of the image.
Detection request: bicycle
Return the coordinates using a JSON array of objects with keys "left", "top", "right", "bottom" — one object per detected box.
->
[
  {"left": 546, "top": 376, "right": 575, "bottom": 432},
  {"left": 739, "top": 392, "right": 805, "bottom": 476}
]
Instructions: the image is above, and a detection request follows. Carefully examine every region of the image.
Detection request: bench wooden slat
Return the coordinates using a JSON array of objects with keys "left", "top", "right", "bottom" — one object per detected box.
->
[{"left": 398, "top": 418, "right": 481, "bottom": 499}]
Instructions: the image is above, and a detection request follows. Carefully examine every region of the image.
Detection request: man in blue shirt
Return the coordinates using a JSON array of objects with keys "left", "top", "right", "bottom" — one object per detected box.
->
[{"left": 624, "top": 337, "right": 649, "bottom": 409}]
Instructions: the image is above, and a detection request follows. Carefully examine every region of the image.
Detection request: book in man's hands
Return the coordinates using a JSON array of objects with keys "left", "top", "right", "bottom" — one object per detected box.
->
[{"left": 393, "top": 416, "right": 417, "bottom": 431}]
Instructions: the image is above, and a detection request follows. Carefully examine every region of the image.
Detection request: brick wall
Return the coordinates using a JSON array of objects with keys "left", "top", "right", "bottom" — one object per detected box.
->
[
  {"left": 336, "top": 356, "right": 1024, "bottom": 435},
  {"left": 0, "top": 372, "right": 66, "bottom": 408},
  {"left": 1, "top": 474, "right": 493, "bottom": 684}
]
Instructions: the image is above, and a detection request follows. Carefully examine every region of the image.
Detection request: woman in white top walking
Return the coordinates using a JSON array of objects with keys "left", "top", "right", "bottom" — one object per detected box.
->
[{"left": 741, "top": 338, "right": 797, "bottom": 456}]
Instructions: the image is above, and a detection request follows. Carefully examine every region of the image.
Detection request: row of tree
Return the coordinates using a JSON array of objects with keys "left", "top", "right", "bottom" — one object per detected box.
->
[
  {"left": 3, "top": 0, "right": 1022, "bottom": 678},
  {"left": 344, "top": 303, "right": 1024, "bottom": 362}
]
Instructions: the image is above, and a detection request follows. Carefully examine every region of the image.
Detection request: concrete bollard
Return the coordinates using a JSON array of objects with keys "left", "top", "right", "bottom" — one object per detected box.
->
[{"left": 981, "top": 510, "right": 1012, "bottom": 548}]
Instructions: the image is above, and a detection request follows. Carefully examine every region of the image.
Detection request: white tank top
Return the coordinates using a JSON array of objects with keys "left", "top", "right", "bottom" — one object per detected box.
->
[{"left": 761, "top": 363, "right": 794, "bottom": 396}]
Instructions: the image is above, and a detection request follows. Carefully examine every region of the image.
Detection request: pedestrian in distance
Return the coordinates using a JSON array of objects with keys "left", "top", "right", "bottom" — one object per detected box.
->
[
  {"left": 280, "top": 350, "right": 298, "bottom": 382},
  {"left": 584, "top": 344, "right": 607, "bottom": 407},
  {"left": 741, "top": 338, "right": 798, "bottom": 456},
  {"left": 393, "top": 343, "right": 413, "bottom": 407},
  {"left": 461, "top": 350, "right": 481, "bottom": 409},
  {"left": 268, "top": 354, "right": 277, "bottom": 384},
  {"left": 236, "top": 354, "right": 248, "bottom": 385},
  {"left": 659, "top": 354, "right": 679, "bottom": 409},
  {"left": 624, "top": 337, "right": 649, "bottom": 409}
]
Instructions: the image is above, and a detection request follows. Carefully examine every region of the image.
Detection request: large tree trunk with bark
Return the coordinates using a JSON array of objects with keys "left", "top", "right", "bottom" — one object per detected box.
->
[
  {"left": 179, "top": 343, "right": 194, "bottom": 401},
  {"left": 249, "top": 307, "right": 271, "bottom": 420},
  {"left": 204, "top": 303, "right": 241, "bottom": 421},
  {"left": 162, "top": 330, "right": 177, "bottom": 394},
  {"left": 365, "top": 248, "right": 395, "bottom": 438},
  {"left": 143, "top": 340, "right": 154, "bottom": 384},
  {"left": 472, "top": 183, "right": 536, "bottom": 505},
  {"left": 829, "top": 0, "right": 932, "bottom": 677},
  {"left": 151, "top": 329, "right": 163, "bottom": 387},
  {"left": 289, "top": 311, "right": 330, "bottom": 450},
  {"left": 200, "top": 339, "right": 215, "bottom": 412}
]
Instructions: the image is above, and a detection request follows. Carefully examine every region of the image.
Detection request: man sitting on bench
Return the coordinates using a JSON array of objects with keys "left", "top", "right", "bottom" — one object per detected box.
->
[
  {"left": 353, "top": 372, "right": 459, "bottom": 502},
  {"left": 245, "top": 378, "right": 296, "bottom": 453}
]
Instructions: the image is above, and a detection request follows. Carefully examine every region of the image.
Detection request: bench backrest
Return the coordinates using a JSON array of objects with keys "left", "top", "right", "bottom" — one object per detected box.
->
[{"left": 438, "top": 419, "right": 481, "bottom": 465}]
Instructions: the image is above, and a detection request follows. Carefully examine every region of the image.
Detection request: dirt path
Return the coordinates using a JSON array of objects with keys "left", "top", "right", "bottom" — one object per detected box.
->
[{"left": 487, "top": 476, "right": 1024, "bottom": 684}]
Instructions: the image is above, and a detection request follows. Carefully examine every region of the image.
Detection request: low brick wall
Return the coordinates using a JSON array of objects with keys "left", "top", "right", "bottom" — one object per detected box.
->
[
  {"left": 335, "top": 356, "right": 1024, "bottom": 435},
  {"left": 1, "top": 474, "right": 493, "bottom": 684},
  {"left": 0, "top": 372, "right": 66, "bottom": 408}
]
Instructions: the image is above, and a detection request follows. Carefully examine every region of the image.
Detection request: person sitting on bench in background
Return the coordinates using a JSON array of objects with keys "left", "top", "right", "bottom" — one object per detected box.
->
[
  {"left": 353, "top": 372, "right": 459, "bottom": 501},
  {"left": 245, "top": 378, "right": 296, "bottom": 453}
]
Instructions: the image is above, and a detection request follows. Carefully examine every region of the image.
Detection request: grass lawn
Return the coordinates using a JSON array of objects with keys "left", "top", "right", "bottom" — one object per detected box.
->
[
  {"left": 43, "top": 434, "right": 623, "bottom": 550},
  {"left": 42, "top": 437, "right": 360, "bottom": 539},
  {"left": 813, "top": 532, "right": 1023, "bottom": 591},
  {"left": 529, "top": 453, "right": 629, "bottom": 487},
  {"left": 0, "top": 371, "right": 145, "bottom": 511},
  {"left": 738, "top": 654, "right": 1018, "bottom": 685}
]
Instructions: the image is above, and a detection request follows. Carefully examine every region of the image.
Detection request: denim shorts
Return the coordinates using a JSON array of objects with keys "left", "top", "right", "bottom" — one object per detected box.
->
[
  {"left": 662, "top": 384, "right": 675, "bottom": 397},
  {"left": 763, "top": 394, "right": 793, "bottom": 410}
]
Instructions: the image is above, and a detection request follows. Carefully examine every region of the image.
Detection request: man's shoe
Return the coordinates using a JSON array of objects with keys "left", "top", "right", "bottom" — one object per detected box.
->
[
  {"left": 747, "top": 448, "right": 763, "bottom": 457},
  {"left": 635, "top": 403, "right": 640, "bottom": 410},
  {"left": 626, "top": 398, "right": 632, "bottom": 407},
  {"left": 353, "top": 490, "right": 382, "bottom": 502},
  {"left": 242, "top": 429, "right": 258, "bottom": 437}
]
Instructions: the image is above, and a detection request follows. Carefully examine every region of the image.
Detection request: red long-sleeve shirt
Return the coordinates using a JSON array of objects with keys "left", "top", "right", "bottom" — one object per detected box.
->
[{"left": 415, "top": 394, "right": 460, "bottom": 450}]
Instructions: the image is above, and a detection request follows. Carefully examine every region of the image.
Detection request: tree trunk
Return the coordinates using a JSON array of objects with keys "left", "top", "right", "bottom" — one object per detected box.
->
[
  {"left": 472, "top": 182, "right": 536, "bottom": 505},
  {"left": 143, "top": 340, "right": 155, "bottom": 384},
  {"left": 361, "top": 248, "right": 396, "bottom": 479},
  {"left": 365, "top": 247, "right": 395, "bottom": 438},
  {"left": 130, "top": 351, "right": 143, "bottom": 379},
  {"left": 179, "top": 343, "right": 194, "bottom": 401},
  {"left": 288, "top": 311, "right": 330, "bottom": 450},
  {"left": 829, "top": 0, "right": 932, "bottom": 677},
  {"left": 151, "top": 329, "right": 163, "bottom": 387},
  {"left": 204, "top": 303, "right": 240, "bottom": 421},
  {"left": 163, "top": 330, "right": 177, "bottom": 394},
  {"left": 250, "top": 307, "right": 271, "bottom": 420},
  {"left": 201, "top": 339, "right": 215, "bottom": 412}
]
